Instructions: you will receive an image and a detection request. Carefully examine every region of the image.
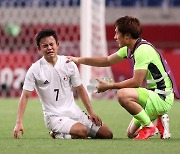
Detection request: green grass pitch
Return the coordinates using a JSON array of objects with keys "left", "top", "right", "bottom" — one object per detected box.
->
[{"left": 0, "top": 98, "right": 180, "bottom": 154}]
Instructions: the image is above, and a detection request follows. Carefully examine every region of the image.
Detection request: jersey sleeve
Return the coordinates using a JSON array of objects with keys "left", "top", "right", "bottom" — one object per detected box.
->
[
  {"left": 68, "top": 62, "right": 82, "bottom": 87},
  {"left": 134, "top": 45, "right": 152, "bottom": 70},
  {"left": 116, "top": 46, "right": 128, "bottom": 58},
  {"left": 23, "top": 65, "right": 36, "bottom": 91}
]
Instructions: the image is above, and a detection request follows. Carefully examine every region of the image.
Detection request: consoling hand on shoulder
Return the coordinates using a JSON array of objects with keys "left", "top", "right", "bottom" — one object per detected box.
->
[{"left": 66, "top": 56, "right": 80, "bottom": 64}]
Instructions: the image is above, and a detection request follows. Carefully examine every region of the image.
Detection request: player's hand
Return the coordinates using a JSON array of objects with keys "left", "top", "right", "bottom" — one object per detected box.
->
[
  {"left": 14, "top": 122, "right": 24, "bottom": 139},
  {"left": 89, "top": 113, "right": 102, "bottom": 126},
  {"left": 96, "top": 78, "right": 109, "bottom": 93},
  {"left": 66, "top": 56, "right": 79, "bottom": 64}
]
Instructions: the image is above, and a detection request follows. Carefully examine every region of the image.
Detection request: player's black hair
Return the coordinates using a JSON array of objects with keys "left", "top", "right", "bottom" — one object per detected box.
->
[
  {"left": 115, "top": 16, "right": 142, "bottom": 39},
  {"left": 35, "top": 29, "right": 58, "bottom": 47}
]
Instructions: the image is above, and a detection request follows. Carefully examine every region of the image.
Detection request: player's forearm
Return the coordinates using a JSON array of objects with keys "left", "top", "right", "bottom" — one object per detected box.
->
[
  {"left": 77, "top": 86, "right": 94, "bottom": 114},
  {"left": 82, "top": 97, "right": 94, "bottom": 115},
  {"left": 16, "top": 94, "right": 28, "bottom": 123},
  {"left": 108, "top": 78, "right": 140, "bottom": 90},
  {"left": 81, "top": 94, "right": 94, "bottom": 114},
  {"left": 78, "top": 57, "right": 111, "bottom": 67}
]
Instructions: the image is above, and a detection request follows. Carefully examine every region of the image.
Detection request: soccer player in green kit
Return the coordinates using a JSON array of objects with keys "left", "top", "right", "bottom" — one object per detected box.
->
[{"left": 67, "top": 16, "right": 178, "bottom": 140}]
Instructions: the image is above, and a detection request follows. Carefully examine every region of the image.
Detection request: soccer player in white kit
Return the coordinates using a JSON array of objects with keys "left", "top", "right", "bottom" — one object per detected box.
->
[{"left": 13, "top": 29, "right": 113, "bottom": 139}]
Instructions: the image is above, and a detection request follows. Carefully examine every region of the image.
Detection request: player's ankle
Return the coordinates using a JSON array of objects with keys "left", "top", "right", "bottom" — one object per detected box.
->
[{"left": 146, "top": 122, "right": 154, "bottom": 127}]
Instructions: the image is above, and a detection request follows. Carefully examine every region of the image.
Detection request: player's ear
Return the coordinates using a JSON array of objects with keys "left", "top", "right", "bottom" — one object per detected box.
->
[
  {"left": 37, "top": 46, "right": 41, "bottom": 52},
  {"left": 57, "top": 41, "right": 60, "bottom": 47},
  {"left": 125, "top": 33, "right": 131, "bottom": 39}
]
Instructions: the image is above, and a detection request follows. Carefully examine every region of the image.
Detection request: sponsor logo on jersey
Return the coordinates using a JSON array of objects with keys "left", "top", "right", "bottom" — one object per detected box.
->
[{"left": 44, "top": 80, "right": 49, "bottom": 84}]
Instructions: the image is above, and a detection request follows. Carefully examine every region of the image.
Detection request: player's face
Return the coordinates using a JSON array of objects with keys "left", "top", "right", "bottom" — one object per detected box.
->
[
  {"left": 38, "top": 36, "right": 59, "bottom": 60},
  {"left": 114, "top": 27, "right": 128, "bottom": 48}
]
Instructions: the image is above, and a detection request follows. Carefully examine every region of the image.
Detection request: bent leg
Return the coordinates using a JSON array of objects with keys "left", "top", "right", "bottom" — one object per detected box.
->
[
  {"left": 117, "top": 88, "right": 142, "bottom": 115},
  {"left": 95, "top": 124, "right": 113, "bottom": 139},
  {"left": 78, "top": 111, "right": 113, "bottom": 139},
  {"left": 46, "top": 114, "right": 112, "bottom": 139},
  {"left": 47, "top": 116, "right": 88, "bottom": 139},
  {"left": 117, "top": 88, "right": 152, "bottom": 127},
  {"left": 127, "top": 119, "right": 140, "bottom": 139},
  {"left": 70, "top": 122, "right": 88, "bottom": 139}
]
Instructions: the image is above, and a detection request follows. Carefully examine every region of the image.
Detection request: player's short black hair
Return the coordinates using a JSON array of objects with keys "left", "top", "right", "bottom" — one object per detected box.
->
[
  {"left": 35, "top": 29, "right": 58, "bottom": 47},
  {"left": 115, "top": 16, "right": 142, "bottom": 39}
]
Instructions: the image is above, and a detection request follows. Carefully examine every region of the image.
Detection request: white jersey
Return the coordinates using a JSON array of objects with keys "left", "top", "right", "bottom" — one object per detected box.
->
[{"left": 23, "top": 55, "right": 82, "bottom": 118}]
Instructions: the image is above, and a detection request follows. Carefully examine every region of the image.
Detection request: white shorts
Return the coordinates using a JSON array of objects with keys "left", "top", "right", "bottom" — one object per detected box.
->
[{"left": 44, "top": 111, "right": 100, "bottom": 138}]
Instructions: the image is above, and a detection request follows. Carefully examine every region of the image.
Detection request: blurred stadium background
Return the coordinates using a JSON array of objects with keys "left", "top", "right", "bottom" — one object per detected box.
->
[{"left": 0, "top": 0, "right": 180, "bottom": 98}]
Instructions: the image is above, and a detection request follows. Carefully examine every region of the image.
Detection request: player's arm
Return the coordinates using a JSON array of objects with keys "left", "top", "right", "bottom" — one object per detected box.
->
[
  {"left": 76, "top": 85, "right": 102, "bottom": 126},
  {"left": 14, "top": 89, "right": 31, "bottom": 139},
  {"left": 67, "top": 52, "right": 123, "bottom": 67},
  {"left": 97, "top": 69, "right": 147, "bottom": 92}
]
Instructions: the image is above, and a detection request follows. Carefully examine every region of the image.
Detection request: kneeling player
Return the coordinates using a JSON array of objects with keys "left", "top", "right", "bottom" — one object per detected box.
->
[{"left": 13, "top": 29, "right": 113, "bottom": 139}]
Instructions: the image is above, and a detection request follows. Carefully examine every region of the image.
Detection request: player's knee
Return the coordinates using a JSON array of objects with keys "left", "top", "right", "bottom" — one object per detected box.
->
[
  {"left": 105, "top": 130, "right": 113, "bottom": 139},
  {"left": 70, "top": 123, "right": 88, "bottom": 138},
  {"left": 127, "top": 131, "right": 136, "bottom": 139},
  {"left": 79, "top": 126, "right": 88, "bottom": 137},
  {"left": 127, "top": 132, "right": 134, "bottom": 139},
  {"left": 100, "top": 130, "right": 113, "bottom": 139},
  {"left": 117, "top": 89, "right": 127, "bottom": 107},
  {"left": 96, "top": 126, "right": 113, "bottom": 139}
]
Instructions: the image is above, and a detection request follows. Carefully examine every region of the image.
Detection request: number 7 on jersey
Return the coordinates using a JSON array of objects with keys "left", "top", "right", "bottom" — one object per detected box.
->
[{"left": 54, "top": 89, "right": 59, "bottom": 101}]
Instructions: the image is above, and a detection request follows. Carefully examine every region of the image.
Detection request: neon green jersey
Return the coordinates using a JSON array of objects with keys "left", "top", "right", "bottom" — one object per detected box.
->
[{"left": 116, "top": 44, "right": 173, "bottom": 91}]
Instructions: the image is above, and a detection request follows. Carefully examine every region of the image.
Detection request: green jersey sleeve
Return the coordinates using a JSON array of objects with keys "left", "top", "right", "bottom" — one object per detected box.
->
[{"left": 116, "top": 46, "right": 128, "bottom": 58}]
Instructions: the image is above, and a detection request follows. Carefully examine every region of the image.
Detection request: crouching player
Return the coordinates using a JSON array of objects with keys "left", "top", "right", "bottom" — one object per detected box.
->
[{"left": 67, "top": 16, "right": 178, "bottom": 140}]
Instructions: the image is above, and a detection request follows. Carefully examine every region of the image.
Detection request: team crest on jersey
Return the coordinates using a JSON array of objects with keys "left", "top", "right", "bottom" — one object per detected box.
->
[{"left": 62, "top": 76, "right": 68, "bottom": 81}]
